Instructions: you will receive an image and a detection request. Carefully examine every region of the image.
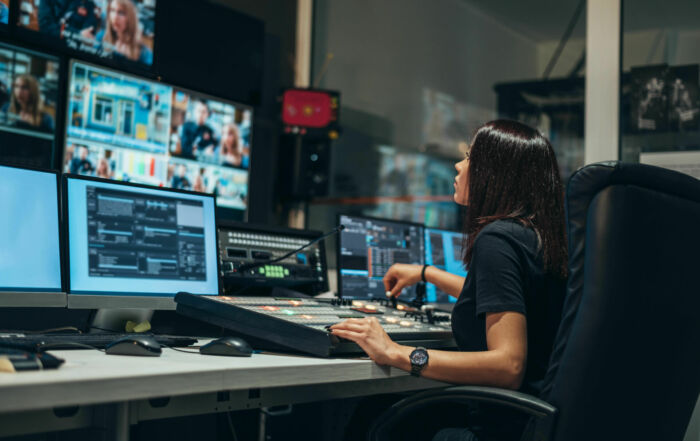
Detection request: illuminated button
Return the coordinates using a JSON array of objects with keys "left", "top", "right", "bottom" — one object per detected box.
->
[
  {"left": 301, "top": 315, "right": 314, "bottom": 320},
  {"left": 261, "top": 306, "right": 279, "bottom": 311},
  {"left": 365, "top": 305, "right": 377, "bottom": 311},
  {"left": 282, "top": 309, "right": 295, "bottom": 315},
  {"left": 259, "top": 268, "right": 265, "bottom": 274},
  {"left": 399, "top": 321, "right": 413, "bottom": 327},
  {"left": 396, "top": 305, "right": 406, "bottom": 311},
  {"left": 352, "top": 300, "right": 365, "bottom": 308},
  {"left": 284, "top": 269, "right": 290, "bottom": 276},
  {"left": 289, "top": 300, "right": 303, "bottom": 307},
  {"left": 385, "top": 317, "right": 400, "bottom": 324}
]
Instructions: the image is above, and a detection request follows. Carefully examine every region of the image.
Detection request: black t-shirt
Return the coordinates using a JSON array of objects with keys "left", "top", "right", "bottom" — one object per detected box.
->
[{"left": 451, "top": 219, "right": 566, "bottom": 396}]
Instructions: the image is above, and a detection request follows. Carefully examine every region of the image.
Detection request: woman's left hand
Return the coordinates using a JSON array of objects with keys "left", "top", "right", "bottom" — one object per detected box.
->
[{"left": 330, "top": 317, "right": 400, "bottom": 366}]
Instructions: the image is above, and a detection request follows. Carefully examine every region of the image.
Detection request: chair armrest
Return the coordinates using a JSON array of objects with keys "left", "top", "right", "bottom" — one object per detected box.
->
[{"left": 367, "top": 385, "right": 557, "bottom": 441}]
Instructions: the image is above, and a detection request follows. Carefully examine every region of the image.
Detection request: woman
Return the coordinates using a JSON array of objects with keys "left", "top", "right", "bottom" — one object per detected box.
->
[
  {"left": 332, "top": 120, "right": 568, "bottom": 440},
  {"left": 99, "top": 0, "right": 153, "bottom": 65},
  {"left": 2, "top": 74, "right": 54, "bottom": 132},
  {"left": 219, "top": 123, "right": 248, "bottom": 168}
]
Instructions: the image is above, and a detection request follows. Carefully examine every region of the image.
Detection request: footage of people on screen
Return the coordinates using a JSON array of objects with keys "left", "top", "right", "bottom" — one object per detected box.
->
[
  {"left": 18, "top": 0, "right": 155, "bottom": 66},
  {"left": 0, "top": 0, "right": 9, "bottom": 25},
  {"left": 0, "top": 47, "right": 59, "bottom": 135},
  {"left": 65, "top": 143, "right": 116, "bottom": 179},
  {"left": 169, "top": 93, "right": 252, "bottom": 170}
]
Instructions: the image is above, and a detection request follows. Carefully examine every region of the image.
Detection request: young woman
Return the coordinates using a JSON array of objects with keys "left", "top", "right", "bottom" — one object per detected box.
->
[
  {"left": 331, "top": 119, "right": 568, "bottom": 440},
  {"left": 219, "top": 123, "right": 248, "bottom": 168},
  {"left": 3, "top": 74, "right": 54, "bottom": 132},
  {"left": 99, "top": 0, "right": 153, "bottom": 65}
]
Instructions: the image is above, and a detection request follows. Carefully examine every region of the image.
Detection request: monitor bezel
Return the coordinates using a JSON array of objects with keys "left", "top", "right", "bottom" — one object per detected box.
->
[
  {"left": 62, "top": 172, "right": 222, "bottom": 308},
  {"left": 217, "top": 219, "right": 330, "bottom": 295},
  {"left": 0, "top": 161, "right": 66, "bottom": 307},
  {"left": 335, "top": 213, "right": 425, "bottom": 300},
  {"left": 63, "top": 58, "right": 253, "bottom": 218}
]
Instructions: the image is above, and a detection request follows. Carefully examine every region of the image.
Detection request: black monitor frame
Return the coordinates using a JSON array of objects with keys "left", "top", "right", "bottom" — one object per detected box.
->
[
  {"left": 0, "top": 161, "right": 66, "bottom": 307},
  {"left": 336, "top": 213, "right": 425, "bottom": 300},
  {"left": 62, "top": 172, "right": 222, "bottom": 308},
  {"left": 63, "top": 58, "right": 253, "bottom": 220}
]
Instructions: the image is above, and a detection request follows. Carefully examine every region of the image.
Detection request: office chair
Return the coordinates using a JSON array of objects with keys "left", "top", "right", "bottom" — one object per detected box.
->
[{"left": 369, "top": 161, "right": 700, "bottom": 441}]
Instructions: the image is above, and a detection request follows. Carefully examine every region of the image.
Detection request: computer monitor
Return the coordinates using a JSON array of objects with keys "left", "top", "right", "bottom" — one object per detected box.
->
[
  {"left": 337, "top": 214, "right": 424, "bottom": 300},
  {"left": 63, "top": 61, "right": 252, "bottom": 217},
  {"left": 0, "top": 42, "right": 60, "bottom": 168},
  {"left": 0, "top": 163, "right": 65, "bottom": 307},
  {"left": 64, "top": 174, "right": 220, "bottom": 309},
  {"left": 17, "top": 0, "right": 157, "bottom": 69},
  {"left": 424, "top": 227, "right": 467, "bottom": 304}
]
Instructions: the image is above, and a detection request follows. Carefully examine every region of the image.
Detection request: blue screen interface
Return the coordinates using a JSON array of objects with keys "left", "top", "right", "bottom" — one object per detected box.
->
[
  {"left": 66, "top": 177, "right": 219, "bottom": 296},
  {"left": 0, "top": 166, "right": 62, "bottom": 291},
  {"left": 424, "top": 228, "right": 467, "bottom": 303}
]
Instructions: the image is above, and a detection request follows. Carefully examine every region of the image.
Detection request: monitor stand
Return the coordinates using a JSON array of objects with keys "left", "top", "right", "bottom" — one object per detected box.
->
[{"left": 90, "top": 308, "right": 154, "bottom": 333}]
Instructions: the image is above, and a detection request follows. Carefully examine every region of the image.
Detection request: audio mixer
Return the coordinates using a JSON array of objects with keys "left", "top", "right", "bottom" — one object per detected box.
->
[{"left": 175, "top": 293, "right": 455, "bottom": 357}]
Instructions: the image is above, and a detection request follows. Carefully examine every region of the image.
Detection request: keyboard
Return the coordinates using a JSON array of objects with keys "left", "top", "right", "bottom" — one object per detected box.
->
[{"left": 0, "top": 333, "right": 198, "bottom": 352}]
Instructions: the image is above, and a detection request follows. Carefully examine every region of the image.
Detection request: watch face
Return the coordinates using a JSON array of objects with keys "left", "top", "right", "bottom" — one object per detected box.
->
[{"left": 410, "top": 350, "right": 428, "bottom": 365}]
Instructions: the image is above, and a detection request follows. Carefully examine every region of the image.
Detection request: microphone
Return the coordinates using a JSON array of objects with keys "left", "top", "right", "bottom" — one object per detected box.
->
[{"left": 233, "top": 225, "right": 345, "bottom": 274}]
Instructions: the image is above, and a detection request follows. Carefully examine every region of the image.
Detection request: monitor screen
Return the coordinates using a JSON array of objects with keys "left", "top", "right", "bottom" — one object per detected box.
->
[
  {"left": 0, "top": 42, "right": 59, "bottom": 167},
  {"left": 0, "top": 0, "right": 9, "bottom": 27},
  {"left": 424, "top": 228, "right": 467, "bottom": 304},
  {"left": 17, "top": 0, "right": 156, "bottom": 68},
  {"left": 63, "top": 61, "right": 252, "bottom": 213},
  {"left": 338, "top": 214, "right": 424, "bottom": 300},
  {"left": 0, "top": 164, "right": 62, "bottom": 292},
  {"left": 65, "top": 175, "right": 219, "bottom": 297}
]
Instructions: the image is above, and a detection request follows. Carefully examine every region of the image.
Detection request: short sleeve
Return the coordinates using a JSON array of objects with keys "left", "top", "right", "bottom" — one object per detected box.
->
[{"left": 472, "top": 230, "right": 526, "bottom": 318}]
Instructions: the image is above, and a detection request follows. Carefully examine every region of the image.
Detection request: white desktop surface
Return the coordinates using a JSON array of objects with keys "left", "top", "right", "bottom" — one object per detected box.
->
[{"left": 0, "top": 347, "right": 446, "bottom": 414}]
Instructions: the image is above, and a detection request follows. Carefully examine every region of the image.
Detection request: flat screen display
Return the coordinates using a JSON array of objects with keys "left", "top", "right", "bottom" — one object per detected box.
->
[
  {"left": 0, "top": 42, "right": 59, "bottom": 167},
  {"left": 17, "top": 0, "right": 156, "bottom": 67},
  {"left": 64, "top": 61, "right": 252, "bottom": 212},
  {"left": 338, "top": 214, "right": 424, "bottom": 300},
  {"left": 65, "top": 175, "right": 219, "bottom": 296},
  {"left": 0, "top": 0, "right": 10, "bottom": 27},
  {"left": 0, "top": 164, "right": 62, "bottom": 292},
  {"left": 424, "top": 228, "right": 467, "bottom": 304}
]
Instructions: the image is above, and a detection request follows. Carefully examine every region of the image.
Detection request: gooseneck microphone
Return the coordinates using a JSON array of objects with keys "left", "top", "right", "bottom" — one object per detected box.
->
[{"left": 233, "top": 225, "right": 345, "bottom": 274}]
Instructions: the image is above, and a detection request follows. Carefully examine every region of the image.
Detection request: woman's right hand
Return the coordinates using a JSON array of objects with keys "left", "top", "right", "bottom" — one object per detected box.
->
[{"left": 383, "top": 264, "right": 423, "bottom": 298}]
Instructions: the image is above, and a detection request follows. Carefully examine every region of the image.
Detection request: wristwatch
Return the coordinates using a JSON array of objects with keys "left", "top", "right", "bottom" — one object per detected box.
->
[{"left": 409, "top": 347, "right": 429, "bottom": 377}]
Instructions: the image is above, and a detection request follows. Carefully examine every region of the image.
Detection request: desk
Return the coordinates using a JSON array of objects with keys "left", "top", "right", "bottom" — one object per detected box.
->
[{"left": 0, "top": 348, "right": 448, "bottom": 440}]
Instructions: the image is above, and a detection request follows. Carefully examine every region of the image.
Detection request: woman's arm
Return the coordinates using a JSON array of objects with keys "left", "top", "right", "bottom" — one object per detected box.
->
[
  {"left": 384, "top": 264, "right": 465, "bottom": 298},
  {"left": 330, "top": 311, "right": 527, "bottom": 389}
]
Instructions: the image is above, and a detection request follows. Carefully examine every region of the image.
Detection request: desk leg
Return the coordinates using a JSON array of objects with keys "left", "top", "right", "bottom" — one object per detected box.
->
[{"left": 114, "top": 402, "right": 130, "bottom": 441}]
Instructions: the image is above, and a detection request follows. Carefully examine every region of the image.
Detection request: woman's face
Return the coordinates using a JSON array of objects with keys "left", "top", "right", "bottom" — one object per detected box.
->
[
  {"left": 13, "top": 78, "right": 30, "bottom": 105},
  {"left": 109, "top": 2, "right": 128, "bottom": 34},
  {"left": 453, "top": 152, "right": 470, "bottom": 206},
  {"left": 224, "top": 128, "right": 237, "bottom": 148}
]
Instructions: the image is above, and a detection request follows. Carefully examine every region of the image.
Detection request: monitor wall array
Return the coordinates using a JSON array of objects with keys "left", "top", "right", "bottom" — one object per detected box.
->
[
  {"left": 0, "top": 162, "right": 220, "bottom": 307},
  {"left": 0, "top": 40, "right": 254, "bottom": 216},
  {"left": 337, "top": 214, "right": 467, "bottom": 304}
]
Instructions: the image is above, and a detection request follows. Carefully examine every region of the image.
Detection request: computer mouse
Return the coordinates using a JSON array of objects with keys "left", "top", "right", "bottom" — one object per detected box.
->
[
  {"left": 105, "top": 335, "right": 162, "bottom": 357},
  {"left": 200, "top": 336, "right": 253, "bottom": 357}
]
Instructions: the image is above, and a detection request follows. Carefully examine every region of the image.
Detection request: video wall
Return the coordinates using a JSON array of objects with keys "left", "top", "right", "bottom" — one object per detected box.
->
[
  {"left": 64, "top": 61, "right": 252, "bottom": 211},
  {"left": 17, "top": 0, "right": 156, "bottom": 67},
  {"left": 0, "top": 0, "right": 9, "bottom": 27}
]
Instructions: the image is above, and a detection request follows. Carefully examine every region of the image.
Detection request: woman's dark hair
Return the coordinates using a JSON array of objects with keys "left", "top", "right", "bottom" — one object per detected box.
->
[{"left": 462, "top": 119, "right": 568, "bottom": 278}]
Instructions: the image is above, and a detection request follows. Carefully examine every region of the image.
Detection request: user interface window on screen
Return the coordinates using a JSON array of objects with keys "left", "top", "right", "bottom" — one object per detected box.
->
[
  {"left": 63, "top": 62, "right": 252, "bottom": 211},
  {"left": 17, "top": 0, "right": 157, "bottom": 67},
  {"left": 67, "top": 178, "right": 219, "bottom": 296},
  {"left": 0, "top": 1, "right": 9, "bottom": 26},
  {"left": 339, "top": 215, "right": 424, "bottom": 300},
  {"left": 424, "top": 228, "right": 467, "bottom": 304},
  {"left": 0, "top": 166, "right": 62, "bottom": 291}
]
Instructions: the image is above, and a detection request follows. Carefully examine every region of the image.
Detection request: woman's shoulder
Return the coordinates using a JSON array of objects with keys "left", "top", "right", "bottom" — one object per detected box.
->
[{"left": 475, "top": 219, "right": 537, "bottom": 251}]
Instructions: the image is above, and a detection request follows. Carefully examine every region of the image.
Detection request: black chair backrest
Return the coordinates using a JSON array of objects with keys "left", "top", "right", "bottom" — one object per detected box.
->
[{"left": 539, "top": 162, "right": 700, "bottom": 441}]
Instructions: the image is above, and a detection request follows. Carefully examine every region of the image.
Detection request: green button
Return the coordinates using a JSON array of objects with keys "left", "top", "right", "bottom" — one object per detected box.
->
[
  {"left": 284, "top": 269, "right": 290, "bottom": 276},
  {"left": 259, "top": 267, "right": 265, "bottom": 274}
]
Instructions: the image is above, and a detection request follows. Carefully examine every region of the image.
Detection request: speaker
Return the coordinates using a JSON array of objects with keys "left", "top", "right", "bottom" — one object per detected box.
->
[{"left": 278, "top": 136, "right": 331, "bottom": 200}]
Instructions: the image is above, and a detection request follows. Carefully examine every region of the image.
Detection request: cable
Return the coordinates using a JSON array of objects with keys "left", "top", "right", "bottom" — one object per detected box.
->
[
  {"left": 542, "top": 0, "right": 586, "bottom": 80},
  {"left": 163, "top": 345, "right": 200, "bottom": 354},
  {"left": 226, "top": 411, "right": 239, "bottom": 441},
  {"left": 37, "top": 342, "right": 105, "bottom": 352}
]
